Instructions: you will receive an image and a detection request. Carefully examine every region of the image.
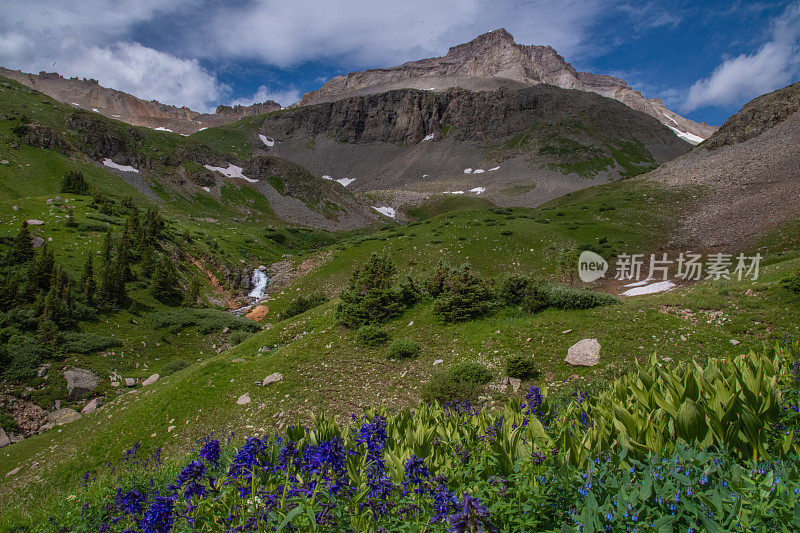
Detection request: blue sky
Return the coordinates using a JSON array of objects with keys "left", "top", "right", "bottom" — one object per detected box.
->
[{"left": 2, "top": 1, "right": 799, "bottom": 126}]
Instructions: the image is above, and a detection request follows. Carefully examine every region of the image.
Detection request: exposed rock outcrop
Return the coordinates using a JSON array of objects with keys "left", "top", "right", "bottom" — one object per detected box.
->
[
  {"left": 300, "top": 29, "right": 715, "bottom": 142},
  {"left": 63, "top": 368, "right": 99, "bottom": 400}
]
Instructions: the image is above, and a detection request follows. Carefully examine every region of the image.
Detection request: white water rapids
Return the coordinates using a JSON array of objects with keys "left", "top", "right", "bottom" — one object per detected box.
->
[{"left": 248, "top": 269, "right": 268, "bottom": 299}]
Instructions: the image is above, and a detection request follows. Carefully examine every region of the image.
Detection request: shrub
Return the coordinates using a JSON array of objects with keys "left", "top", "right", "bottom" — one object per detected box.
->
[
  {"left": 433, "top": 264, "right": 497, "bottom": 322},
  {"left": 421, "top": 362, "right": 491, "bottom": 403},
  {"left": 542, "top": 284, "right": 618, "bottom": 310},
  {"left": 162, "top": 359, "right": 190, "bottom": 375},
  {"left": 228, "top": 330, "right": 251, "bottom": 346},
  {"left": 505, "top": 354, "right": 539, "bottom": 379},
  {"left": 283, "top": 293, "right": 328, "bottom": 319},
  {"left": 150, "top": 308, "right": 259, "bottom": 334},
  {"left": 386, "top": 339, "right": 419, "bottom": 359},
  {"left": 335, "top": 252, "right": 407, "bottom": 327},
  {"left": 781, "top": 270, "right": 800, "bottom": 293},
  {"left": 447, "top": 361, "right": 492, "bottom": 384},
  {"left": 60, "top": 171, "right": 90, "bottom": 195},
  {"left": 60, "top": 332, "right": 122, "bottom": 354},
  {"left": 0, "top": 410, "right": 18, "bottom": 433},
  {"left": 357, "top": 325, "right": 389, "bottom": 347},
  {"left": 3, "top": 334, "right": 45, "bottom": 380},
  {"left": 497, "top": 275, "right": 531, "bottom": 305}
]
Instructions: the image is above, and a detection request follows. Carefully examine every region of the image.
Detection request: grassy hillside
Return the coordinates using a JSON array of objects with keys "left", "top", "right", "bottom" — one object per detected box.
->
[{"left": 2, "top": 168, "right": 800, "bottom": 527}]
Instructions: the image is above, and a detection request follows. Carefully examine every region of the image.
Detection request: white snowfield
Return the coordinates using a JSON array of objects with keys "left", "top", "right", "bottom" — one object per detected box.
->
[
  {"left": 92, "top": 108, "right": 99, "bottom": 112},
  {"left": 422, "top": 133, "right": 434, "bottom": 142},
  {"left": 665, "top": 124, "right": 705, "bottom": 144},
  {"left": 71, "top": 102, "right": 79, "bottom": 106},
  {"left": 153, "top": 127, "right": 173, "bottom": 132},
  {"left": 469, "top": 187, "right": 486, "bottom": 194},
  {"left": 620, "top": 280, "right": 676, "bottom": 296},
  {"left": 372, "top": 206, "right": 396, "bottom": 218},
  {"left": 198, "top": 127, "right": 208, "bottom": 131},
  {"left": 488, "top": 166, "right": 500, "bottom": 172},
  {"left": 444, "top": 191, "right": 464, "bottom": 195},
  {"left": 202, "top": 186, "right": 211, "bottom": 192},
  {"left": 259, "top": 134, "right": 275, "bottom": 147},
  {"left": 322, "top": 175, "right": 332, "bottom": 180},
  {"left": 102, "top": 159, "right": 139, "bottom": 173},
  {"left": 204, "top": 164, "right": 258, "bottom": 183},
  {"left": 336, "top": 178, "right": 355, "bottom": 187},
  {"left": 464, "top": 168, "right": 473, "bottom": 174},
  {"left": 472, "top": 169, "right": 485, "bottom": 174}
]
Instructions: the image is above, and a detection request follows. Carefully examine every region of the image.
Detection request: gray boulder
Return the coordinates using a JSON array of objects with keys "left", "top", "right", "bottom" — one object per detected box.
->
[
  {"left": 48, "top": 408, "right": 81, "bottom": 426},
  {"left": 262, "top": 373, "right": 283, "bottom": 386},
  {"left": 237, "top": 393, "right": 251, "bottom": 405},
  {"left": 0, "top": 428, "right": 10, "bottom": 448},
  {"left": 141, "top": 374, "right": 160, "bottom": 386},
  {"left": 64, "top": 368, "right": 99, "bottom": 399},
  {"left": 81, "top": 398, "right": 103, "bottom": 414},
  {"left": 124, "top": 378, "right": 136, "bottom": 387},
  {"left": 565, "top": 339, "right": 601, "bottom": 367}
]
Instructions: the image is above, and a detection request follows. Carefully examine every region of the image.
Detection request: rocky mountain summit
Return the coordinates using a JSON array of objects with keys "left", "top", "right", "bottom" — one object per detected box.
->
[
  {"left": 0, "top": 67, "right": 281, "bottom": 135},
  {"left": 300, "top": 29, "right": 716, "bottom": 143}
]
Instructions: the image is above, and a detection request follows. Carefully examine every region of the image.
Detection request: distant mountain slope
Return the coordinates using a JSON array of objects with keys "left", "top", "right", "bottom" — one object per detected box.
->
[
  {"left": 644, "top": 81, "right": 800, "bottom": 247},
  {"left": 299, "top": 29, "right": 716, "bottom": 144},
  {"left": 0, "top": 75, "right": 380, "bottom": 230},
  {"left": 0, "top": 67, "right": 281, "bottom": 135},
  {"left": 252, "top": 85, "right": 690, "bottom": 208}
]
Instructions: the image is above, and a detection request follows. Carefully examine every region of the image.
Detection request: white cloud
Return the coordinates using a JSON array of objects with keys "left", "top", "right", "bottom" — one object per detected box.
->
[
  {"left": 230, "top": 85, "right": 302, "bottom": 107},
  {"left": 683, "top": 2, "right": 800, "bottom": 112}
]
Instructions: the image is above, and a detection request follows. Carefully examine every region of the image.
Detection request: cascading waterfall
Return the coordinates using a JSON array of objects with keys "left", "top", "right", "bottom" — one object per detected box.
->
[{"left": 248, "top": 269, "right": 268, "bottom": 299}]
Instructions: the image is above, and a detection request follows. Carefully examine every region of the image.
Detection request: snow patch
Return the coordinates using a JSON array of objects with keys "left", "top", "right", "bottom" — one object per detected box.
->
[
  {"left": 71, "top": 102, "right": 79, "bottom": 106},
  {"left": 336, "top": 178, "right": 355, "bottom": 187},
  {"left": 488, "top": 166, "right": 500, "bottom": 172},
  {"left": 92, "top": 108, "right": 99, "bottom": 112},
  {"left": 444, "top": 191, "right": 464, "bottom": 195},
  {"left": 422, "top": 174, "right": 429, "bottom": 178},
  {"left": 472, "top": 169, "right": 485, "bottom": 174},
  {"left": 248, "top": 269, "right": 268, "bottom": 299},
  {"left": 666, "top": 124, "right": 704, "bottom": 144},
  {"left": 198, "top": 127, "right": 207, "bottom": 131},
  {"left": 620, "top": 280, "right": 676, "bottom": 296},
  {"left": 322, "top": 175, "right": 333, "bottom": 180},
  {"left": 463, "top": 168, "right": 473, "bottom": 174},
  {"left": 662, "top": 113, "right": 678, "bottom": 126},
  {"left": 203, "top": 164, "right": 257, "bottom": 183},
  {"left": 153, "top": 127, "right": 173, "bottom": 132},
  {"left": 111, "top": 115, "right": 121, "bottom": 118},
  {"left": 259, "top": 134, "right": 275, "bottom": 147},
  {"left": 202, "top": 186, "right": 210, "bottom": 192},
  {"left": 422, "top": 133, "right": 434, "bottom": 142},
  {"left": 372, "top": 206, "right": 396, "bottom": 218},
  {"left": 102, "top": 159, "right": 139, "bottom": 173},
  {"left": 469, "top": 187, "right": 486, "bottom": 194}
]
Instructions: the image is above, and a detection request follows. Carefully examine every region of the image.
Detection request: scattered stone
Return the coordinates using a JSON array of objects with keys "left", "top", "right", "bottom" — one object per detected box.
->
[
  {"left": 680, "top": 335, "right": 687, "bottom": 341},
  {"left": 6, "top": 467, "right": 21, "bottom": 477},
  {"left": 408, "top": 321, "right": 414, "bottom": 326},
  {"left": 509, "top": 377, "right": 521, "bottom": 392},
  {"left": 63, "top": 368, "right": 99, "bottom": 399},
  {"left": 562, "top": 329, "right": 573, "bottom": 334},
  {"left": 237, "top": 393, "right": 251, "bottom": 405},
  {"left": 231, "top": 358, "right": 246, "bottom": 363},
  {"left": 571, "top": 374, "right": 580, "bottom": 380},
  {"left": 222, "top": 327, "right": 230, "bottom": 334},
  {"left": 565, "top": 338, "right": 601, "bottom": 367},
  {"left": 141, "top": 374, "right": 159, "bottom": 386},
  {"left": 167, "top": 426, "right": 176, "bottom": 433},
  {"left": 730, "top": 339, "right": 740, "bottom": 346},
  {"left": 662, "top": 357, "right": 673, "bottom": 362},
  {"left": 31, "top": 236, "right": 44, "bottom": 248},
  {"left": 262, "top": 373, "right": 283, "bottom": 386},
  {"left": 433, "top": 359, "right": 443, "bottom": 366},
  {"left": 110, "top": 381, "right": 120, "bottom": 387},
  {"left": 48, "top": 408, "right": 81, "bottom": 426},
  {"left": 26, "top": 219, "right": 44, "bottom": 225},
  {"left": 0, "top": 428, "right": 10, "bottom": 448},
  {"left": 124, "top": 378, "right": 136, "bottom": 387},
  {"left": 81, "top": 398, "right": 103, "bottom": 414},
  {"left": 37, "top": 364, "right": 50, "bottom": 378}
]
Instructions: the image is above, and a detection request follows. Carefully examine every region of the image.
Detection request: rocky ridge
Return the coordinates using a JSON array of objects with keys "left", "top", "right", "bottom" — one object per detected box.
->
[
  {"left": 0, "top": 68, "right": 281, "bottom": 135},
  {"left": 299, "top": 29, "right": 715, "bottom": 143}
]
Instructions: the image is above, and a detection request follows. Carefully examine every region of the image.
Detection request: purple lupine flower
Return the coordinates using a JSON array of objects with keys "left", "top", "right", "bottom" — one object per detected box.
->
[
  {"left": 404, "top": 455, "right": 431, "bottom": 495},
  {"left": 140, "top": 494, "right": 174, "bottom": 533},
  {"left": 523, "top": 386, "right": 543, "bottom": 417},
  {"left": 198, "top": 437, "right": 221, "bottom": 468},
  {"left": 171, "top": 460, "right": 208, "bottom": 499},
  {"left": 431, "top": 477, "right": 458, "bottom": 523},
  {"left": 115, "top": 488, "right": 146, "bottom": 519},
  {"left": 448, "top": 493, "right": 498, "bottom": 533}
]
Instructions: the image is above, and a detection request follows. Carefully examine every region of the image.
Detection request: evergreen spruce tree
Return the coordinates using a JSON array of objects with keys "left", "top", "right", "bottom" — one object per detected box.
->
[
  {"left": 8, "top": 222, "right": 34, "bottom": 264},
  {"left": 80, "top": 255, "right": 96, "bottom": 307},
  {"left": 28, "top": 244, "right": 55, "bottom": 292},
  {"left": 60, "top": 171, "right": 89, "bottom": 195},
  {"left": 150, "top": 255, "right": 180, "bottom": 303},
  {"left": 335, "top": 252, "right": 404, "bottom": 327},
  {"left": 185, "top": 277, "right": 201, "bottom": 307}
]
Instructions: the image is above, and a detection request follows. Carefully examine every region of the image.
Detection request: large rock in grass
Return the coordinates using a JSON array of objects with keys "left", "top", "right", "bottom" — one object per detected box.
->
[
  {"left": 0, "top": 428, "right": 10, "bottom": 448},
  {"left": 48, "top": 408, "right": 81, "bottom": 426},
  {"left": 565, "top": 339, "right": 601, "bottom": 367},
  {"left": 262, "top": 373, "right": 283, "bottom": 386},
  {"left": 141, "top": 374, "right": 159, "bottom": 386},
  {"left": 64, "top": 368, "right": 99, "bottom": 399}
]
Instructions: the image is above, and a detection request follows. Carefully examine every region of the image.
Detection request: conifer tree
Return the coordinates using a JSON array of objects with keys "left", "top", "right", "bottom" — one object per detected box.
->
[
  {"left": 80, "top": 255, "right": 96, "bottom": 307},
  {"left": 150, "top": 255, "right": 179, "bottom": 303},
  {"left": 185, "top": 277, "right": 201, "bottom": 307},
  {"left": 60, "top": 170, "right": 89, "bottom": 195},
  {"left": 8, "top": 222, "right": 34, "bottom": 264}
]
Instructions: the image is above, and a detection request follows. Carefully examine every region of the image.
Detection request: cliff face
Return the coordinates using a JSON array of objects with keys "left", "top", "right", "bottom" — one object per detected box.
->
[
  {"left": 299, "top": 29, "right": 716, "bottom": 143},
  {"left": 0, "top": 68, "right": 281, "bottom": 135}
]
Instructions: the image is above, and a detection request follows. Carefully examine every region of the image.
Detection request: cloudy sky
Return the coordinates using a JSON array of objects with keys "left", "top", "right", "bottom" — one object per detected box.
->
[{"left": 2, "top": 0, "right": 798, "bottom": 125}]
